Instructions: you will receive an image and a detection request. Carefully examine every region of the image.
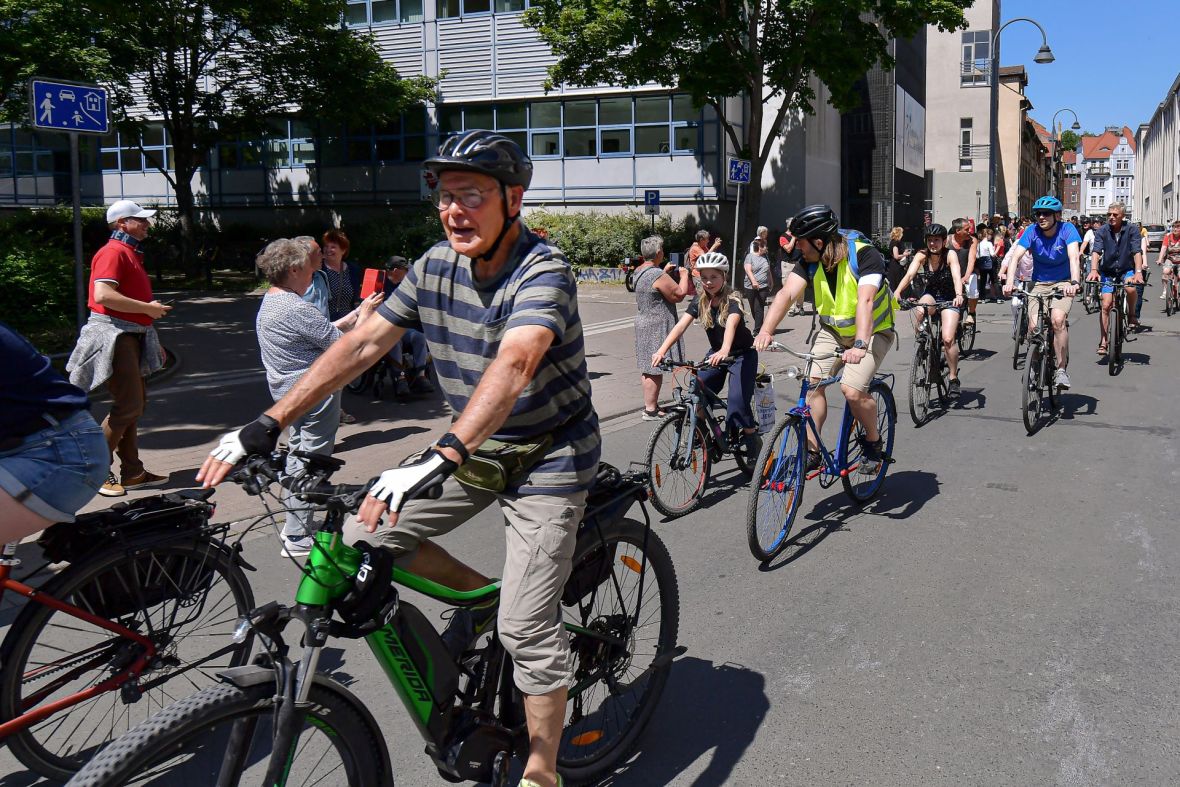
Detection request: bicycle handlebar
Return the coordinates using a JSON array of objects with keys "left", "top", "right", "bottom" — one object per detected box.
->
[
  {"left": 900, "top": 298, "right": 958, "bottom": 310},
  {"left": 656, "top": 356, "right": 736, "bottom": 372},
  {"left": 764, "top": 342, "right": 839, "bottom": 362}
]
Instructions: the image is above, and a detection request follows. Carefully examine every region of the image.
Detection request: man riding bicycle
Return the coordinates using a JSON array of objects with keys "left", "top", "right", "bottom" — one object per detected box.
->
[
  {"left": 1001, "top": 195, "right": 1081, "bottom": 390},
  {"left": 754, "top": 204, "right": 895, "bottom": 474},
  {"left": 199, "top": 130, "right": 597, "bottom": 787},
  {"left": 1088, "top": 201, "right": 1144, "bottom": 353}
]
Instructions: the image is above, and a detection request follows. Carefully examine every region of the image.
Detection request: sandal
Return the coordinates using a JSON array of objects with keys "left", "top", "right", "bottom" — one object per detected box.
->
[
  {"left": 1096, "top": 342, "right": 1107, "bottom": 355},
  {"left": 641, "top": 408, "right": 668, "bottom": 421}
]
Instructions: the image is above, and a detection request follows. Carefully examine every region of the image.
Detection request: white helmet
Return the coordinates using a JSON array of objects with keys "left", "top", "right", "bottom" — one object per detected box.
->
[{"left": 695, "top": 251, "right": 729, "bottom": 272}]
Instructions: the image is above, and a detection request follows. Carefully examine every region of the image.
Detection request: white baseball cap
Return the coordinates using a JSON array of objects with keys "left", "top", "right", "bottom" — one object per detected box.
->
[{"left": 106, "top": 199, "right": 156, "bottom": 224}]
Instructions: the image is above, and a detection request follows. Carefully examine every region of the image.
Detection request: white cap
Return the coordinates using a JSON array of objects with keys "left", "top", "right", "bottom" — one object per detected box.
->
[{"left": 106, "top": 200, "right": 156, "bottom": 224}]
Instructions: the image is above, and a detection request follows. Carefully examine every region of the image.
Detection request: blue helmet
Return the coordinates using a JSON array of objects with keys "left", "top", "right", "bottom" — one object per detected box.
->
[{"left": 1032, "top": 195, "right": 1063, "bottom": 212}]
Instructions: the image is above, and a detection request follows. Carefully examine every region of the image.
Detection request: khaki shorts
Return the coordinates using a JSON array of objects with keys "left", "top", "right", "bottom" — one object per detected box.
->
[
  {"left": 343, "top": 476, "right": 586, "bottom": 695},
  {"left": 1029, "top": 281, "right": 1072, "bottom": 317},
  {"left": 807, "top": 329, "right": 895, "bottom": 392}
]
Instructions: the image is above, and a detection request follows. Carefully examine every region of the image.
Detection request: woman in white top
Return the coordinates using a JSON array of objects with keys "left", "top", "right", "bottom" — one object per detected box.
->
[{"left": 975, "top": 227, "right": 997, "bottom": 302}]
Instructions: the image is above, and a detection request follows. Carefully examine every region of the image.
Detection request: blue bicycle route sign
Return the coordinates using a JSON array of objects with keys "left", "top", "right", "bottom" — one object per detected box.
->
[
  {"left": 727, "top": 157, "right": 751, "bottom": 185},
  {"left": 29, "top": 79, "right": 109, "bottom": 135}
]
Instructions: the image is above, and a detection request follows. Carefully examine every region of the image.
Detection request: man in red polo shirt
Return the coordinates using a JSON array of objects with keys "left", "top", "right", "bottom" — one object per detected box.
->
[{"left": 68, "top": 200, "right": 171, "bottom": 496}]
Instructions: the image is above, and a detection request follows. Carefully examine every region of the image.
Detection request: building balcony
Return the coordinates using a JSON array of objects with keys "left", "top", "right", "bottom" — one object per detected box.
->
[
  {"left": 958, "top": 143, "right": 990, "bottom": 159},
  {"left": 1087, "top": 165, "right": 1111, "bottom": 176}
]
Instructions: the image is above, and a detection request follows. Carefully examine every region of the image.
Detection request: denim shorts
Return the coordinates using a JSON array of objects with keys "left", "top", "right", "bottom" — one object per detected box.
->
[
  {"left": 0, "top": 410, "right": 108, "bottom": 522},
  {"left": 1100, "top": 270, "right": 1135, "bottom": 295}
]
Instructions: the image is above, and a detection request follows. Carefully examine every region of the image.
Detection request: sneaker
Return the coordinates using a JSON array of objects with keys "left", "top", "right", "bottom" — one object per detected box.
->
[
  {"left": 339, "top": 410, "right": 357, "bottom": 425},
  {"left": 440, "top": 599, "right": 498, "bottom": 662},
  {"left": 787, "top": 306, "right": 802, "bottom": 316},
  {"left": 98, "top": 472, "right": 126, "bottom": 497},
  {"left": 408, "top": 374, "right": 435, "bottom": 395},
  {"left": 948, "top": 378, "right": 961, "bottom": 398},
  {"left": 519, "top": 778, "right": 563, "bottom": 787},
  {"left": 805, "top": 450, "right": 823, "bottom": 473},
  {"left": 1054, "top": 368, "right": 1071, "bottom": 391},
  {"left": 641, "top": 409, "right": 666, "bottom": 421},
  {"left": 741, "top": 432, "right": 762, "bottom": 461},
  {"left": 394, "top": 377, "right": 411, "bottom": 398},
  {"left": 1161, "top": 291, "right": 1167, "bottom": 300},
  {"left": 856, "top": 435, "right": 885, "bottom": 476},
  {"left": 280, "top": 535, "right": 314, "bottom": 558},
  {"left": 122, "top": 470, "right": 167, "bottom": 490}
]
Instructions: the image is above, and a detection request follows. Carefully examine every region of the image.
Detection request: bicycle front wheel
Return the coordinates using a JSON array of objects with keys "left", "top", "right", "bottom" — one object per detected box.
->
[
  {"left": 1012, "top": 303, "right": 1027, "bottom": 370},
  {"left": 907, "top": 338, "right": 932, "bottom": 427},
  {"left": 957, "top": 318, "right": 976, "bottom": 356},
  {"left": 745, "top": 415, "right": 807, "bottom": 561},
  {"left": 0, "top": 540, "right": 253, "bottom": 781},
  {"left": 558, "top": 518, "right": 679, "bottom": 786},
  {"left": 64, "top": 678, "right": 392, "bottom": 787},
  {"left": 840, "top": 381, "right": 896, "bottom": 504},
  {"left": 644, "top": 412, "right": 710, "bottom": 518},
  {"left": 1022, "top": 342, "right": 1044, "bottom": 434},
  {"left": 1108, "top": 305, "right": 1122, "bottom": 376}
]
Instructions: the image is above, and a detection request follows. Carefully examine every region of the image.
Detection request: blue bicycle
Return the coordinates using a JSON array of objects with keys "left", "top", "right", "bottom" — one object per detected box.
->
[{"left": 746, "top": 343, "right": 897, "bottom": 562}]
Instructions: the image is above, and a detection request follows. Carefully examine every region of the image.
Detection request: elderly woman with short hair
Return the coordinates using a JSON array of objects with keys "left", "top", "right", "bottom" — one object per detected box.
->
[
  {"left": 254, "top": 238, "right": 381, "bottom": 557},
  {"left": 633, "top": 235, "right": 689, "bottom": 419}
]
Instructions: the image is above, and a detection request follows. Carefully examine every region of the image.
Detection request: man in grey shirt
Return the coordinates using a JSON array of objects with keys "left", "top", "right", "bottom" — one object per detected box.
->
[{"left": 743, "top": 237, "right": 771, "bottom": 331}]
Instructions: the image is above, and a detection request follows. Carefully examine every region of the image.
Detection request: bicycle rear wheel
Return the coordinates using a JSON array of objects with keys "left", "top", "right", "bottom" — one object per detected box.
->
[
  {"left": 558, "top": 518, "right": 679, "bottom": 786},
  {"left": 745, "top": 416, "right": 807, "bottom": 561},
  {"left": 907, "top": 336, "right": 932, "bottom": 427},
  {"left": 840, "top": 381, "right": 896, "bottom": 504},
  {"left": 0, "top": 540, "right": 253, "bottom": 781},
  {"left": 644, "top": 412, "right": 710, "bottom": 518},
  {"left": 64, "top": 678, "right": 392, "bottom": 787},
  {"left": 1022, "top": 342, "right": 1044, "bottom": 434},
  {"left": 957, "top": 317, "right": 976, "bottom": 356}
]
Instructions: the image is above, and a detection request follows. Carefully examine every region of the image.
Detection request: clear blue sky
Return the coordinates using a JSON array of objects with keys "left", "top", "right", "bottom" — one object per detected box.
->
[{"left": 997, "top": 0, "right": 1177, "bottom": 135}]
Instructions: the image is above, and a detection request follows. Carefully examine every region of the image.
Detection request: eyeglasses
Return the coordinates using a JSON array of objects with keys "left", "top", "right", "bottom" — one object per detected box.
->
[
  {"left": 429, "top": 187, "right": 498, "bottom": 210},
  {"left": 1033, "top": 211, "right": 1055, "bottom": 218},
  {"left": 1107, "top": 212, "right": 1123, "bottom": 217}
]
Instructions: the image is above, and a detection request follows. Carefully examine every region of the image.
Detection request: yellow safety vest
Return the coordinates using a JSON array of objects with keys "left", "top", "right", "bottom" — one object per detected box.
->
[{"left": 811, "top": 239, "right": 895, "bottom": 338}]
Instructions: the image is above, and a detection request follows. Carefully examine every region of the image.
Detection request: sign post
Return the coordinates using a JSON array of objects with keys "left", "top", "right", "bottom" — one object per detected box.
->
[
  {"left": 727, "top": 158, "right": 751, "bottom": 288},
  {"left": 29, "top": 78, "right": 110, "bottom": 333},
  {"left": 644, "top": 189, "right": 660, "bottom": 233}
]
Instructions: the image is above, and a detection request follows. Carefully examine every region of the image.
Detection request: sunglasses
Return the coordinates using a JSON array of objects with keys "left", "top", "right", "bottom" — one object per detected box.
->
[
  {"left": 1107, "top": 212, "right": 1123, "bottom": 217},
  {"left": 1034, "top": 211, "right": 1055, "bottom": 218}
]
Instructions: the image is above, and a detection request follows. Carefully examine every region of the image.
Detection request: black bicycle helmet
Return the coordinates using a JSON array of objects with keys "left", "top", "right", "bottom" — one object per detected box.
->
[
  {"left": 788, "top": 204, "right": 839, "bottom": 240},
  {"left": 423, "top": 130, "right": 533, "bottom": 189},
  {"left": 925, "top": 223, "right": 948, "bottom": 238}
]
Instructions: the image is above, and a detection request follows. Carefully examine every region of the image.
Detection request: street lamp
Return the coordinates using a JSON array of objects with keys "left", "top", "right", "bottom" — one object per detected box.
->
[
  {"left": 988, "top": 18, "right": 1056, "bottom": 216},
  {"left": 1049, "top": 108, "right": 1081, "bottom": 199}
]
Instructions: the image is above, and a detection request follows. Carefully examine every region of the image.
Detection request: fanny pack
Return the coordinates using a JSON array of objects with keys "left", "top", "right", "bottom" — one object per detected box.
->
[{"left": 453, "top": 435, "right": 555, "bottom": 493}]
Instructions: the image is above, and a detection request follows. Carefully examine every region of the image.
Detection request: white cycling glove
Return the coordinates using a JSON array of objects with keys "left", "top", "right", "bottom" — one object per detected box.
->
[
  {"left": 209, "top": 415, "right": 281, "bottom": 465},
  {"left": 367, "top": 449, "right": 457, "bottom": 514}
]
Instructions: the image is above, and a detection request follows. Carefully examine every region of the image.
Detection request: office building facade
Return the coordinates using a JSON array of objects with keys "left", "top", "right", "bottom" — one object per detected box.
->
[{"left": 1136, "top": 72, "right": 1180, "bottom": 224}]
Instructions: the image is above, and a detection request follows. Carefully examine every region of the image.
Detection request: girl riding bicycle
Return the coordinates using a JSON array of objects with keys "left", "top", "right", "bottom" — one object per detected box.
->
[
  {"left": 650, "top": 252, "right": 760, "bottom": 452},
  {"left": 893, "top": 223, "right": 964, "bottom": 397}
]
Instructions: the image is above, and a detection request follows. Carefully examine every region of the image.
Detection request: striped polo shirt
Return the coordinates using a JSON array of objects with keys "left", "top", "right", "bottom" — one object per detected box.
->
[{"left": 376, "top": 226, "right": 600, "bottom": 494}]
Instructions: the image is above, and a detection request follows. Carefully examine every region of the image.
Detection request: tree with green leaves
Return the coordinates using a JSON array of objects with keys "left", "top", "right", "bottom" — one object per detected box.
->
[
  {"left": 523, "top": 0, "right": 967, "bottom": 235},
  {"left": 1, "top": 0, "right": 435, "bottom": 272},
  {"left": 1058, "top": 129, "right": 1081, "bottom": 153}
]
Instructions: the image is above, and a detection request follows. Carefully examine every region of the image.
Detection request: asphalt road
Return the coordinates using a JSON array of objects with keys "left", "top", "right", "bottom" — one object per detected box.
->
[{"left": 4, "top": 286, "right": 1180, "bottom": 785}]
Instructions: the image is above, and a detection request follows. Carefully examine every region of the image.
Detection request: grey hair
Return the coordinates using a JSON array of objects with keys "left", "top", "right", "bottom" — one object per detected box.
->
[
  {"left": 695, "top": 229, "right": 710, "bottom": 242},
  {"left": 756, "top": 225, "right": 768, "bottom": 237},
  {"left": 292, "top": 235, "right": 316, "bottom": 252},
  {"left": 1107, "top": 202, "right": 1126, "bottom": 216},
  {"left": 640, "top": 235, "right": 664, "bottom": 261},
  {"left": 256, "top": 239, "right": 309, "bottom": 285}
]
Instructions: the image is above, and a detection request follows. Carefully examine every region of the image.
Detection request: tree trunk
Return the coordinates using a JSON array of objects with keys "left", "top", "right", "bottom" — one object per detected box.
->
[{"left": 169, "top": 143, "right": 201, "bottom": 284}]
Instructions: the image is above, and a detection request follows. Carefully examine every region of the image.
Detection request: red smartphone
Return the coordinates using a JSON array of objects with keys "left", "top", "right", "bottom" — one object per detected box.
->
[{"left": 360, "top": 268, "right": 386, "bottom": 299}]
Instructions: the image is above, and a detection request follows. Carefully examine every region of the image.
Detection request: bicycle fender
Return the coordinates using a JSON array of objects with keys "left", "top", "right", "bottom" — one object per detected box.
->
[{"left": 215, "top": 664, "right": 276, "bottom": 689}]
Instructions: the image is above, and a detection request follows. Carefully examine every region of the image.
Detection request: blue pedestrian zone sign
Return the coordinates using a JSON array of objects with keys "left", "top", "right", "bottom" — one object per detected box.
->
[
  {"left": 29, "top": 79, "right": 109, "bottom": 134},
  {"left": 727, "top": 157, "right": 751, "bottom": 185},
  {"left": 644, "top": 189, "right": 660, "bottom": 215}
]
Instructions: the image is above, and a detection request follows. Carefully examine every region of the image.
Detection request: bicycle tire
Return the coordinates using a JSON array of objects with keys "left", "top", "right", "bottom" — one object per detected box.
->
[
  {"left": 1166, "top": 283, "right": 1175, "bottom": 317},
  {"left": 1108, "top": 299, "right": 1122, "bottom": 376},
  {"left": 64, "top": 678, "right": 392, "bottom": 787},
  {"left": 907, "top": 336, "right": 931, "bottom": 427},
  {"left": 730, "top": 429, "right": 757, "bottom": 477},
  {"left": 1021, "top": 342, "right": 1043, "bottom": 434},
  {"left": 624, "top": 271, "right": 636, "bottom": 292},
  {"left": 745, "top": 416, "right": 806, "bottom": 561},
  {"left": 557, "top": 518, "right": 679, "bottom": 785},
  {"left": 644, "top": 412, "right": 710, "bottom": 518},
  {"left": 840, "top": 381, "right": 896, "bottom": 504},
  {"left": 0, "top": 540, "right": 253, "bottom": 781},
  {"left": 957, "top": 318, "right": 976, "bottom": 356},
  {"left": 345, "top": 368, "right": 372, "bottom": 395},
  {"left": 1012, "top": 301, "right": 1027, "bottom": 370}
]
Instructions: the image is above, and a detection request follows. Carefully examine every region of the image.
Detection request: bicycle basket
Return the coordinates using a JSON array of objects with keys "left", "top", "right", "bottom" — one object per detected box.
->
[{"left": 38, "top": 491, "right": 219, "bottom": 619}]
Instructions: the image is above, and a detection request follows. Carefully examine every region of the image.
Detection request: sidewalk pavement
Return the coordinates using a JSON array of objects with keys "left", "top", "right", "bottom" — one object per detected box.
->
[{"left": 82, "top": 284, "right": 818, "bottom": 524}]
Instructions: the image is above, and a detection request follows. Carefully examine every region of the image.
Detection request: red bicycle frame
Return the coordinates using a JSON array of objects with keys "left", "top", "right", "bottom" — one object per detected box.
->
[{"left": 0, "top": 541, "right": 157, "bottom": 738}]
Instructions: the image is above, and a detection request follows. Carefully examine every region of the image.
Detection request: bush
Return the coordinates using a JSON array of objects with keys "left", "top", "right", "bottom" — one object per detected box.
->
[
  {"left": 343, "top": 204, "right": 445, "bottom": 265},
  {"left": 524, "top": 209, "right": 695, "bottom": 267},
  {"left": 0, "top": 236, "right": 77, "bottom": 350}
]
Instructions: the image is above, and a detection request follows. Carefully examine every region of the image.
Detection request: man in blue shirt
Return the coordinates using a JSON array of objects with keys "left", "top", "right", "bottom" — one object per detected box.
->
[
  {"left": 1001, "top": 195, "right": 1082, "bottom": 391},
  {"left": 1088, "top": 201, "right": 1144, "bottom": 352}
]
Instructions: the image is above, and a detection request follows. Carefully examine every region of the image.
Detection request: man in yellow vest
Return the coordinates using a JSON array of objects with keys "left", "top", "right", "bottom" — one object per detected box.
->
[{"left": 755, "top": 204, "right": 895, "bottom": 474}]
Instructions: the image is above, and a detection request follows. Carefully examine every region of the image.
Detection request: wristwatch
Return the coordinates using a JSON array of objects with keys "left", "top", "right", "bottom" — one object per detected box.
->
[
  {"left": 435, "top": 432, "right": 469, "bottom": 463},
  {"left": 1069, "top": 280, "right": 1079, "bottom": 285},
  {"left": 851, "top": 339, "right": 868, "bottom": 350}
]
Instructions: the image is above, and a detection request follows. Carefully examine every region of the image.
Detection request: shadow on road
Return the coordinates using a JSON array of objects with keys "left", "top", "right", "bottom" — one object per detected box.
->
[
  {"left": 963, "top": 348, "right": 997, "bottom": 361},
  {"left": 952, "top": 386, "right": 986, "bottom": 411},
  {"left": 600, "top": 658, "right": 768, "bottom": 787},
  {"left": 1056, "top": 392, "right": 1098, "bottom": 419}
]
